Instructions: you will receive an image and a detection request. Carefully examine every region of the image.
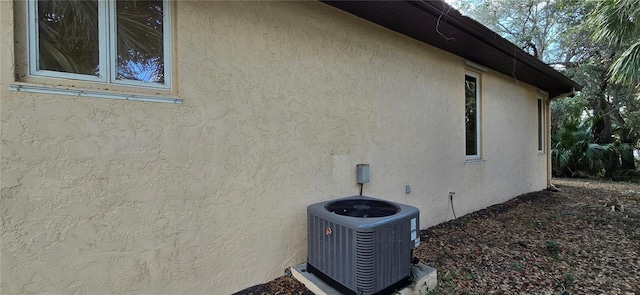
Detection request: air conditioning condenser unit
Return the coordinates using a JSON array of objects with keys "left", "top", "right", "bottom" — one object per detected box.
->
[{"left": 307, "top": 196, "right": 420, "bottom": 295}]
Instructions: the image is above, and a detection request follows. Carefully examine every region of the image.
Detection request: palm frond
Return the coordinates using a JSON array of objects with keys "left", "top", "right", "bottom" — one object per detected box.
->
[
  {"left": 590, "top": 0, "right": 640, "bottom": 45},
  {"left": 589, "top": 0, "right": 640, "bottom": 86},
  {"left": 609, "top": 41, "right": 640, "bottom": 86}
]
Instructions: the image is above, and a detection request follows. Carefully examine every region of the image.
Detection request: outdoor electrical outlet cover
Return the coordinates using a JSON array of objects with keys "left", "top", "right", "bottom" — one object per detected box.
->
[
  {"left": 356, "top": 164, "right": 370, "bottom": 184},
  {"left": 406, "top": 185, "right": 411, "bottom": 194}
]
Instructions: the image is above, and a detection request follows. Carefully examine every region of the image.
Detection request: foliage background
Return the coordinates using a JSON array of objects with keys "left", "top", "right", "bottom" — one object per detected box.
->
[{"left": 454, "top": 0, "right": 640, "bottom": 180}]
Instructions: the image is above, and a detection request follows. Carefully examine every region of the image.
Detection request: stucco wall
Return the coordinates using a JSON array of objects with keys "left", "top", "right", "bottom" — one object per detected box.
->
[{"left": 1, "top": 1, "right": 548, "bottom": 294}]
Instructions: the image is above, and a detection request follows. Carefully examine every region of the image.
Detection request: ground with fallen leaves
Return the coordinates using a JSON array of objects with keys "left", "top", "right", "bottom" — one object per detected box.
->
[{"left": 234, "top": 179, "right": 640, "bottom": 295}]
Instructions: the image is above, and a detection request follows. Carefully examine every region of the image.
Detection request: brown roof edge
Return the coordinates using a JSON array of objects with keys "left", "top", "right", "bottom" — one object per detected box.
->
[
  {"left": 320, "top": 0, "right": 582, "bottom": 99},
  {"left": 409, "top": 1, "right": 581, "bottom": 97}
]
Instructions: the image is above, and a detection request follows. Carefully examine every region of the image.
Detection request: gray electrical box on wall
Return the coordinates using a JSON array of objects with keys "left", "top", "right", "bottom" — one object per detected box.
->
[{"left": 356, "top": 164, "right": 370, "bottom": 184}]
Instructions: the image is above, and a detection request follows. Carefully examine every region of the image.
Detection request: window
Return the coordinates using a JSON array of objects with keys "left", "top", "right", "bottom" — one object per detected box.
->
[
  {"left": 28, "top": 0, "right": 171, "bottom": 88},
  {"left": 538, "top": 98, "right": 544, "bottom": 152},
  {"left": 465, "top": 73, "right": 481, "bottom": 159}
]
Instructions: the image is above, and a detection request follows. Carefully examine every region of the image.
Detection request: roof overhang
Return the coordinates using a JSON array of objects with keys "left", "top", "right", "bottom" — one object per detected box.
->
[{"left": 320, "top": 1, "right": 581, "bottom": 99}]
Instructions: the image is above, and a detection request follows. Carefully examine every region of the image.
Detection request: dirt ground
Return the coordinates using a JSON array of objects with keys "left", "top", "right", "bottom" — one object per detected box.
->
[{"left": 234, "top": 179, "right": 640, "bottom": 294}]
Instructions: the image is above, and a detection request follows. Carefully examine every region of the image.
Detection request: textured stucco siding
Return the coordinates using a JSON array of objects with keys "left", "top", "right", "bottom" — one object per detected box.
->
[{"left": 1, "top": 1, "right": 547, "bottom": 294}]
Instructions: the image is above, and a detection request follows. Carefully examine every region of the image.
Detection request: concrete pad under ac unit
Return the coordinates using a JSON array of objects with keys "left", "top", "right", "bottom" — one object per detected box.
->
[{"left": 291, "top": 262, "right": 437, "bottom": 295}]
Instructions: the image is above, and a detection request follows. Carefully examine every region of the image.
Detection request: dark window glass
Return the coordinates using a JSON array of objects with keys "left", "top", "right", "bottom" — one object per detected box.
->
[
  {"left": 538, "top": 99, "right": 543, "bottom": 151},
  {"left": 37, "top": 0, "right": 99, "bottom": 75},
  {"left": 116, "top": 0, "right": 165, "bottom": 83},
  {"left": 465, "top": 75, "right": 478, "bottom": 156}
]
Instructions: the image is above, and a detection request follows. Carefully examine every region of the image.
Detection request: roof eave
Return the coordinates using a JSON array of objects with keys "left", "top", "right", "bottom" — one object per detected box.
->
[{"left": 319, "top": 0, "right": 582, "bottom": 98}]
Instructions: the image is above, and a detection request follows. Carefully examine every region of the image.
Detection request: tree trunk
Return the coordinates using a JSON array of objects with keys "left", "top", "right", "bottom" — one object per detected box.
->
[
  {"left": 590, "top": 78, "right": 619, "bottom": 178},
  {"left": 610, "top": 108, "right": 636, "bottom": 170}
]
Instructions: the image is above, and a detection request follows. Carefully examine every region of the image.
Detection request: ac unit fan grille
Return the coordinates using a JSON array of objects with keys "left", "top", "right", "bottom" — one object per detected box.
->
[{"left": 326, "top": 199, "right": 398, "bottom": 217}]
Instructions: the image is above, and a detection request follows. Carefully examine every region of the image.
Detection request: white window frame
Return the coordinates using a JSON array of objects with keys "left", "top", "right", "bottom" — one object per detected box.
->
[
  {"left": 27, "top": 0, "right": 172, "bottom": 89},
  {"left": 465, "top": 71, "right": 482, "bottom": 160},
  {"left": 538, "top": 97, "right": 545, "bottom": 153}
]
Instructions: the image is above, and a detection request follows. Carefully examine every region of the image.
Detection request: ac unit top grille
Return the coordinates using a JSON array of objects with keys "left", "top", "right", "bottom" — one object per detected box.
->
[
  {"left": 308, "top": 196, "right": 419, "bottom": 232},
  {"left": 326, "top": 199, "right": 399, "bottom": 217}
]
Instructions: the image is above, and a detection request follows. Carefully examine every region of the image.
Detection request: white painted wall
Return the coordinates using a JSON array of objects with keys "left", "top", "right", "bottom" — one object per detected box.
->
[{"left": 1, "top": 1, "right": 547, "bottom": 293}]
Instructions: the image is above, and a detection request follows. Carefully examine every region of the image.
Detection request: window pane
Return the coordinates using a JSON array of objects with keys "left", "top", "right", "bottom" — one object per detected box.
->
[
  {"left": 116, "top": 0, "right": 165, "bottom": 84},
  {"left": 465, "top": 75, "right": 478, "bottom": 156},
  {"left": 538, "top": 99, "right": 543, "bottom": 151},
  {"left": 37, "top": 0, "right": 99, "bottom": 75}
]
